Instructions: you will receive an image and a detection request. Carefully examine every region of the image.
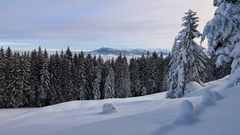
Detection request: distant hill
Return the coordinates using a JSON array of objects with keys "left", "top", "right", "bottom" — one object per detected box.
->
[
  {"left": 11, "top": 47, "right": 170, "bottom": 58},
  {"left": 85, "top": 47, "right": 170, "bottom": 57}
]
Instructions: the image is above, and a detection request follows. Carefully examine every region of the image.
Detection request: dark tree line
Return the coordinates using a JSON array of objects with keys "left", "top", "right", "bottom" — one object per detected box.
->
[{"left": 0, "top": 46, "right": 169, "bottom": 108}]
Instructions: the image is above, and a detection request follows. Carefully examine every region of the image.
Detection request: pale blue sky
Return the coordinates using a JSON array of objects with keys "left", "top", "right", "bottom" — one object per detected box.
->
[{"left": 0, "top": 0, "right": 215, "bottom": 50}]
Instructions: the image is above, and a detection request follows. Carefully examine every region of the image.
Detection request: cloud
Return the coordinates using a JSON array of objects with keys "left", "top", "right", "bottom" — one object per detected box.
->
[{"left": 0, "top": 0, "right": 216, "bottom": 50}]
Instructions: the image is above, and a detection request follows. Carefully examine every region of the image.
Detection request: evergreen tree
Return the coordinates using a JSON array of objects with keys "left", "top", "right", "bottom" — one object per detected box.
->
[
  {"left": 104, "top": 63, "right": 115, "bottom": 98},
  {"left": 83, "top": 54, "right": 95, "bottom": 100},
  {"left": 78, "top": 52, "right": 86, "bottom": 100},
  {"left": 167, "top": 10, "right": 208, "bottom": 99},
  {"left": 114, "top": 55, "right": 131, "bottom": 98},
  {"left": 30, "top": 47, "right": 46, "bottom": 107},
  {"left": 48, "top": 53, "right": 62, "bottom": 104},
  {"left": 129, "top": 58, "right": 141, "bottom": 96},
  {"left": 137, "top": 55, "right": 149, "bottom": 94},
  {"left": 63, "top": 48, "right": 74, "bottom": 101},
  {"left": 230, "top": 40, "right": 240, "bottom": 85},
  {"left": 71, "top": 53, "right": 85, "bottom": 100},
  {"left": 58, "top": 49, "right": 74, "bottom": 101},
  {"left": 2, "top": 47, "right": 14, "bottom": 107},
  {"left": 203, "top": 0, "right": 240, "bottom": 86},
  {"left": 40, "top": 60, "right": 51, "bottom": 105},
  {"left": 0, "top": 47, "right": 5, "bottom": 107},
  {"left": 92, "top": 56, "right": 103, "bottom": 100},
  {"left": 18, "top": 55, "right": 33, "bottom": 107}
]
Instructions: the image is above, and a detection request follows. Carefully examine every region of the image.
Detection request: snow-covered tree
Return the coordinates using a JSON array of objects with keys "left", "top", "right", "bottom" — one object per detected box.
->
[
  {"left": 71, "top": 53, "right": 85, "bottom": 100},
  {"left": 229, "top": 41, "right": 240, "bottom": 85},
  {"left": 40, "top": 61, "right": 50, "bottom": 105},
  {"left": 48, "top": 53, "right": 61, "bottom": 104},
  {"left": 104, "top": 66, "right": 115, "bottom": 98},
  {"left": 0, "top": 47, "right": 5, "bottom": 107},
  {"left": 203, "top": 0, "right": 240, "bottom": 86},
  {"left": 114, "top": 55, "right": 132, "bottom": 98},
  {"left": 83, "top": 54, "right": 97, "bottom": 100},
  {"left": 92, "top": 56, "right": 103, "bottom": 100},
  {"left": 167, "top": 10, "right": 208, "bottom": 99},
  {"left": 129, "top": 58, "right": 142, "bottom": 96}
]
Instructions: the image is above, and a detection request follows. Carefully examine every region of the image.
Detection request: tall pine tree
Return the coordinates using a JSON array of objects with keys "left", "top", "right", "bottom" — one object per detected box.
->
[{"left": 167, "top": 10, "right": 209, "bottom": 99}]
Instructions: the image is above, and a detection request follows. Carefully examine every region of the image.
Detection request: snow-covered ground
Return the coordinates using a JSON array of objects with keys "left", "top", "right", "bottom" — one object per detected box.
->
[{"left": 0, "top": 76, "right": 239, "bottom": 135}]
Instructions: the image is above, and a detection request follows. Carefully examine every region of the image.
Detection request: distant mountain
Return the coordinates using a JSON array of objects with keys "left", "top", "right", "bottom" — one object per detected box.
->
[
  {"left": 85, "top": 47, "right": 170, "bottom": 57},
  {"left": 10, "top": 47, "right": 170, "bottom": 58}
]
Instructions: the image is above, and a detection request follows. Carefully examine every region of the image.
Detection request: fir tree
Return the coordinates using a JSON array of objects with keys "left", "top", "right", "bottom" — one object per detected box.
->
[
  {"left": 2, "top": 47, "right": 14, "bottom": 107},
  {"left": 203, "top": 0, "right": 240, "bottom": 86},
  {"left": 129, "top": 58, "right": 141, "bottom": 96},
  {"left": 167, "top": 10, "right": 208, "bottom": 99},
  {"left": 114, "top": 55, "right": 131, "bottom": 98},
  {"left": 104, "top": 65, "right": 115, "bottom": 98},
  {"left": 48, "top": 53, "right": 62, "bottom": 104},
  {"left": 92, "top": 56, "right": 103, "bottom": 100},
  {"left": 40, "top": 60, "right": 51, "bottom": 105},
  {"left": 0, "top": 47, "right": 5, "bottom": 107}
]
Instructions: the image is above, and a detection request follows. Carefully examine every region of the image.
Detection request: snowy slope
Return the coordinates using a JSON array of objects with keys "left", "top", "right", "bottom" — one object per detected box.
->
[{"left": 0, "top": 76, "right": 240, "bottom": 135}]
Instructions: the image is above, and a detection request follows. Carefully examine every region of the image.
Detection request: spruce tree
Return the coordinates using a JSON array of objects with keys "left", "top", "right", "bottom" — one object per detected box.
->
[
  {"left": 2, "top": 47, "right": 14, "bottom": 107},
  {"left": 48, "top": 53, "right": 61, "bottom": 104},
  {"left": 167, "top": 10, "right": 208, "bottom": 99},
  {"left": 137, "top": 55, "right": 149, "bottom": 94},
  {"left": 114, "top": 55, "right": 131, "bottom": 98},
  {"left": 78, "top": 52, "right": 86, "bottom": 100},
  {"left": 83, "top": 54, "right": 95, "bottom": 100},
  {"left": 0, "top": 47, "right": 5, "bottom": 107},
  {"left": 203, "top": 0, "right": 240, "bottom": 86},
  {"left": 40, "top": 60, "right": 51, "bottom": 105},
  {"left": 92, "top": 56, "right": 103, "bottom": 100},
  {"left": 104, "top": 64, "right": 115, "bottom": 98},
  {"left": 129, "top": 58, "right": 141, "bottom": 96}
]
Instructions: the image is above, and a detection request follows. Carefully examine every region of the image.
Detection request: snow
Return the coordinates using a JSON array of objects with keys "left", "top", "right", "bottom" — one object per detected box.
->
[
  {"left": 185, "top": 81, "right": 203, "bottom": 97},
  {"left": 172, "top": 100, "right": 198, "bottom": 125},
  {"left": 212, "top": 91, "right": 224, "bottom": 101},
  {"left": 0, "top": 76, "right": 240, "bottom": 135},
  {"left": 179, "top": 100, "right": 194, "bottom": 115},
  {"left": 201, "top": 90, "right": 215, "bottom": 106},
  {"left": 102, "top": 103, "right": 117, "bottom": 114}
]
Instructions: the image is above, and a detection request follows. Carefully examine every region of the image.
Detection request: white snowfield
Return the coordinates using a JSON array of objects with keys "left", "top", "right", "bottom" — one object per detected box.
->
[{"left": 0, "top": 76, "right": 240, "bottom": 135}]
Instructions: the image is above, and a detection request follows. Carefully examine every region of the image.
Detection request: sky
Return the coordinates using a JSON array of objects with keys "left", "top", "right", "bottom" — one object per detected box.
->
[{"left": 0, "top": 0, "right": 216, "bottom": 51}]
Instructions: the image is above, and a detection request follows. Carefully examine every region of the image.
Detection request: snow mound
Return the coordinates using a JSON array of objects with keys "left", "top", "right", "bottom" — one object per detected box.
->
[
  {"left": 212, "top": 91, "right": 224, "bottom": 101},
  {"left": 184, "top": 81, "right": 203, "bottom": 97},
  {"left": 179, "top": 100, "right": 194, "bottom": 115},
  {"left": 172, "top": 100, "right": 198, "bottom": 125},
  {"left": 201, "top": 90, "right": 215, "bottom": 106},
  {"left": 102, "top": 103, "right": 117, "bottom": 113}
]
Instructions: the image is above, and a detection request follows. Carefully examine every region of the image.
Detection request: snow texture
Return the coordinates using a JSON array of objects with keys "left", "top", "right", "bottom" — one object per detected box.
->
[{"left": 212, "top": 91, "right": 224, "bottom": 101}]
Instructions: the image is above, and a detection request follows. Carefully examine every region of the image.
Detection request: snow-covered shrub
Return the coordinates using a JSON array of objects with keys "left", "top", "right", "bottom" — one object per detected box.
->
[
  {"left": 102, "top": 103, "right": 117, "bottom": 113},
  {"left": 172, "top": 100, "right": 198, "bottom": 125}
]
